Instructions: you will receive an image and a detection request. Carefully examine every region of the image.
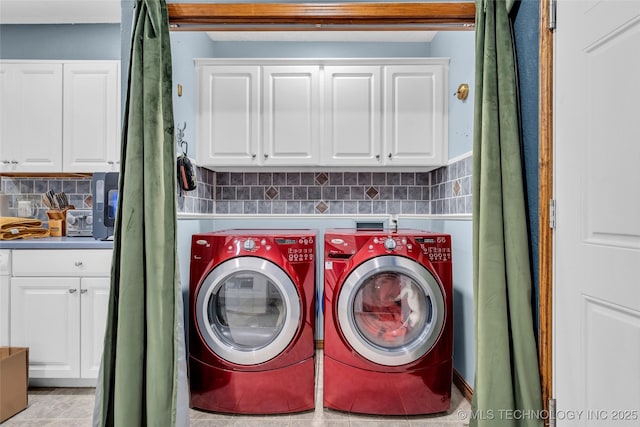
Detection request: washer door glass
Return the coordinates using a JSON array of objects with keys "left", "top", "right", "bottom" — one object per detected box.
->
[
  {"left": 337, "top": 255, "right": 445, "bottom": 366},
  {"left": 196, "top": 256, "right": 301, "bottom": 365}
]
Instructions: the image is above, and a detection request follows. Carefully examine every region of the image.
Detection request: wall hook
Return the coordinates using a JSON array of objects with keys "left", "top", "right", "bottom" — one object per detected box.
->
[
  {"left": 177, "top": 122, "right": 188, "bottom": 154},
  {"left": 454, "top": 83, "right": 469, "bottom": 100}
]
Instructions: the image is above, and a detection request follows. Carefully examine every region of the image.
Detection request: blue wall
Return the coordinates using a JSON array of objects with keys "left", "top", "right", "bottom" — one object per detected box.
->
[
  {"left": 170, "top": 32, "right": 216, "bottom": 152},
  {"left": 431, "top": 31, "right": 475, "bottom": 159},
  {"left": 513, "top": 0, "right": 540, "bottom": 329},
  {"left": 0, "top": 24, "right": 120, "bottom": 59}
]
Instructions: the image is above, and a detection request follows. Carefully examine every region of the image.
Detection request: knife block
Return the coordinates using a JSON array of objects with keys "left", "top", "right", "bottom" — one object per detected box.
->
[{"left": 46, "top": 206, "right": 75, "bottom": 237}]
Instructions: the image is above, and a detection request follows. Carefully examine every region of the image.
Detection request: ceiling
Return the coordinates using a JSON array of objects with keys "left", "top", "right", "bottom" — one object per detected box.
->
[{"left": 0, "top": 0, "right": 120, "bottom": 24}]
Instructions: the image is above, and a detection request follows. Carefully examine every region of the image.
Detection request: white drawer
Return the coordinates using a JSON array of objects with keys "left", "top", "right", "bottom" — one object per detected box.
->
[{"left": 12, "top": 250, "right": 113, "bottom": 277}]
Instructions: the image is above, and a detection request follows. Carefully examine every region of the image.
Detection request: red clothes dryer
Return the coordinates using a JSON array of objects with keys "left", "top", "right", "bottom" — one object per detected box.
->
[
  {"left": 323, "top": 229, "right": 453, "bottom": 415},
  {"left": 189, "top": 229, "right": 316, "bottom": 414}
]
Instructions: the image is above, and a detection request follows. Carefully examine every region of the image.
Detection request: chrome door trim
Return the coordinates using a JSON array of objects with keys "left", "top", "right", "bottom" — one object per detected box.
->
[
  {"left": 337, "top": 255, "right": 445, "bottom": 366},
  {"left": 195, "top": 256, "right": 301, "bottom": 365}
]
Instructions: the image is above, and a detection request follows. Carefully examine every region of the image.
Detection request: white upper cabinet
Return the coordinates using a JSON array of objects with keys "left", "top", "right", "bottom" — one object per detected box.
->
[
  {"left": 0, "top": 60, "right": 120, "bottom": 173},
  {"left": 197, "top": 65, "right": 260, "bottom": 166},
  {"left": 384, "top": 63, "right": 448, "bottom": 166},
  {"left": 262, "top": 66, "right": 320, "bottom": 166},
  {"left": 63, "top": 62, "right": 120, "bottom": 172},
  {"left": 195, "top": 59, "right": 448, "bottom": 170},
  {"left": 0, "top": 63, "right": 63, "bottom": 172},
  {"left": 323, "top": 65, "right": 381, "bottom": 166}
]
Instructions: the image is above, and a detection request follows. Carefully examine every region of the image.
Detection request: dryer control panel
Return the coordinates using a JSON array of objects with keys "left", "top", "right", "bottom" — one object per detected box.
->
[
  {"left": 416, "top": 236, "right": 452, "bottom": 262},
  {"left": 325, "top": 230, "right": 451, "bottom": 263}
]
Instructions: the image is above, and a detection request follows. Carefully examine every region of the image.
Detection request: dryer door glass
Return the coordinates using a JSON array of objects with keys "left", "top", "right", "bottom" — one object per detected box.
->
[
  {"left": 338, "top": 255, "right": 445, "bottom": 366},
  {"left": 353, "top": 272, "right": 430, "bottom": 349},
  {"left": 196, "top": 256, "right": 301, "bottom": 365}
]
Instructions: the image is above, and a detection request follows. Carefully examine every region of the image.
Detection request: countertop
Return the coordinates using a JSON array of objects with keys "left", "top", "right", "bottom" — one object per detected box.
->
[{"left": 0, "top": 236, "right": 114, "bottom": 249}]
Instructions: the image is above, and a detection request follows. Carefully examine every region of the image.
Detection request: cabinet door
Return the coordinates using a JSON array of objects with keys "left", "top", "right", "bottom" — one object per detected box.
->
[
  {"left": 0, "top": 65, "right": 12, "bottom": 172},
  {"left": 80, "top": 277, "right": 110, "bottom": 379},
  {"left": 263, "top": 66, "right": 320, "bottom": 165},
  {"left": 63, "top": 62, "right": 121, "bottom": 172},
  {"left": 323, "top": 66, "right": 381, "bottom": 166},
  {"left": 384, "top": 64, "right": 448, "bottom": 166},
  {"left": 10, "top": 277, "right": 81, "bottom": 379},
  {"left": 0, "top": 63, "right": 63, "bottom": 172},
  {"left": 0, "top": 252, "right": 8, "bottom": 347},
  {"left": 197, "top": 65, "right": 260, "bottom": 166},
  {"left": 0, "top": 276, "right": 8, "bottom": 346}
]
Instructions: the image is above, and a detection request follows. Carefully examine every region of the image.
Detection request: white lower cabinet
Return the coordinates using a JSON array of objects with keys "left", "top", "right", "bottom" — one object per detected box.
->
[
  {"left": 9, "top": 249, "right": 112, "bottom": 386},
  {"left": 0, "top": 250, "right": 10, "bottom": 346},
  {"left": 80, "top": 277, "right": 110, "bottom": 379}
]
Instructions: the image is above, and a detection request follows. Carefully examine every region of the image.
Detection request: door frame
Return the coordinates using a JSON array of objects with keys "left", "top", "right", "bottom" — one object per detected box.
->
[
  {"left": 167, "top": 0, "right": 555, "bottom": 413},
  {"left": 538, "top": 0, "right": 554, "bottom": 417}
]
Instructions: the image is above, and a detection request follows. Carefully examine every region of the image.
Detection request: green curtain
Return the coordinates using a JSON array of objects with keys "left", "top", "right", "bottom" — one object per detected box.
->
[
  {"left": 471, "top": 0, "right": 543, "bottom": 426},
  {"left": 94, "top": 1, "right": 188, "bottom": 426}
]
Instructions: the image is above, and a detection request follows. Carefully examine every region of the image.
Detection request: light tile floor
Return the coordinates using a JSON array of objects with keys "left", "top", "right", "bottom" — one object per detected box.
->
[{"left": 3, "top": 352, "right": 471, "bottom": 426}]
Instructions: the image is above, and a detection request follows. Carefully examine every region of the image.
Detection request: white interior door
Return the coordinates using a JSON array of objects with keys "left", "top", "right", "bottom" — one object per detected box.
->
[{"left": 554, "top": 1, "right": 640, "bottom": 424}]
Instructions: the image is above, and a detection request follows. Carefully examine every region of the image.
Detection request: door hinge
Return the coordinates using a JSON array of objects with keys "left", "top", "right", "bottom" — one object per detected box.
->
[
  {"left": 548, "top": 398, "right": 557, "bottom": 427},
  {"left": 549, "top": 199, "right": 556, "bottom": 229},
  {"left": 549, "top": 0, "right": 557, "bottom": 31}
]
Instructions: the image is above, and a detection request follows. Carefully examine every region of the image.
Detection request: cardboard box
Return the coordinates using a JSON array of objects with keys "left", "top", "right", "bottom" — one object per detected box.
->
[{"left": 0, "top": 347, "right": 29, "bottom": 423}]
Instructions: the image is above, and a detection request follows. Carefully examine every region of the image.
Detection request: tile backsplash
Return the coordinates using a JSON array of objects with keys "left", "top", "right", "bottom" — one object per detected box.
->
[
  {"left": 207, "top": 154, "right": 472, "bottom": 216},
  {"left": 0, "top": 153, "right": 471, "bottom": 218},
  {"left": 0, "top": 177, "right": 93, "bottom": 221},
  {"left": 431, "top": 155, "right": 473, "bottom": 215}
]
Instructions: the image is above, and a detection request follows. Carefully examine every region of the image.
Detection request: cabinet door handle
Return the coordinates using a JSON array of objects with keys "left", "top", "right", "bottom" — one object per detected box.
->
[
  {"left": 1, "top": 160, "right": 9, "bottom": 164},
  {"left": 107, "top": 161, "right": 114, "bottom": 165},
  {"left": 388, "top": 153, "right": 393, "bottom": 159},
  {"left": 69, "top": 289, "right": 77, "bottom": 294},
  {"left": 80, "top": 289, "right": 88, "bottom": 294},
  {"left": 74, "top": 261, "right": 83, "bottom": 267},
  {"left": 10, "top": 160, "right": 18, "bottom": 164},
  {"left": 264, "top": 153, "right": 269, "bottom": 159},
  {"left": 376, "top": 154, "right": 380, "bottom": 160},
  {"left": 251, "top": 153, "right": 257, "bottom": 159}
]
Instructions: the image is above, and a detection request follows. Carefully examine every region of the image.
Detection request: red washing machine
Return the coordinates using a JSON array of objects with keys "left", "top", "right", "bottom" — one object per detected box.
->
[
  {"left": 189, "top": 229, "right": 316, "bottom": 414},
  {"left": 323, "top": 229, "right": 453, "bottom": 415}
]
